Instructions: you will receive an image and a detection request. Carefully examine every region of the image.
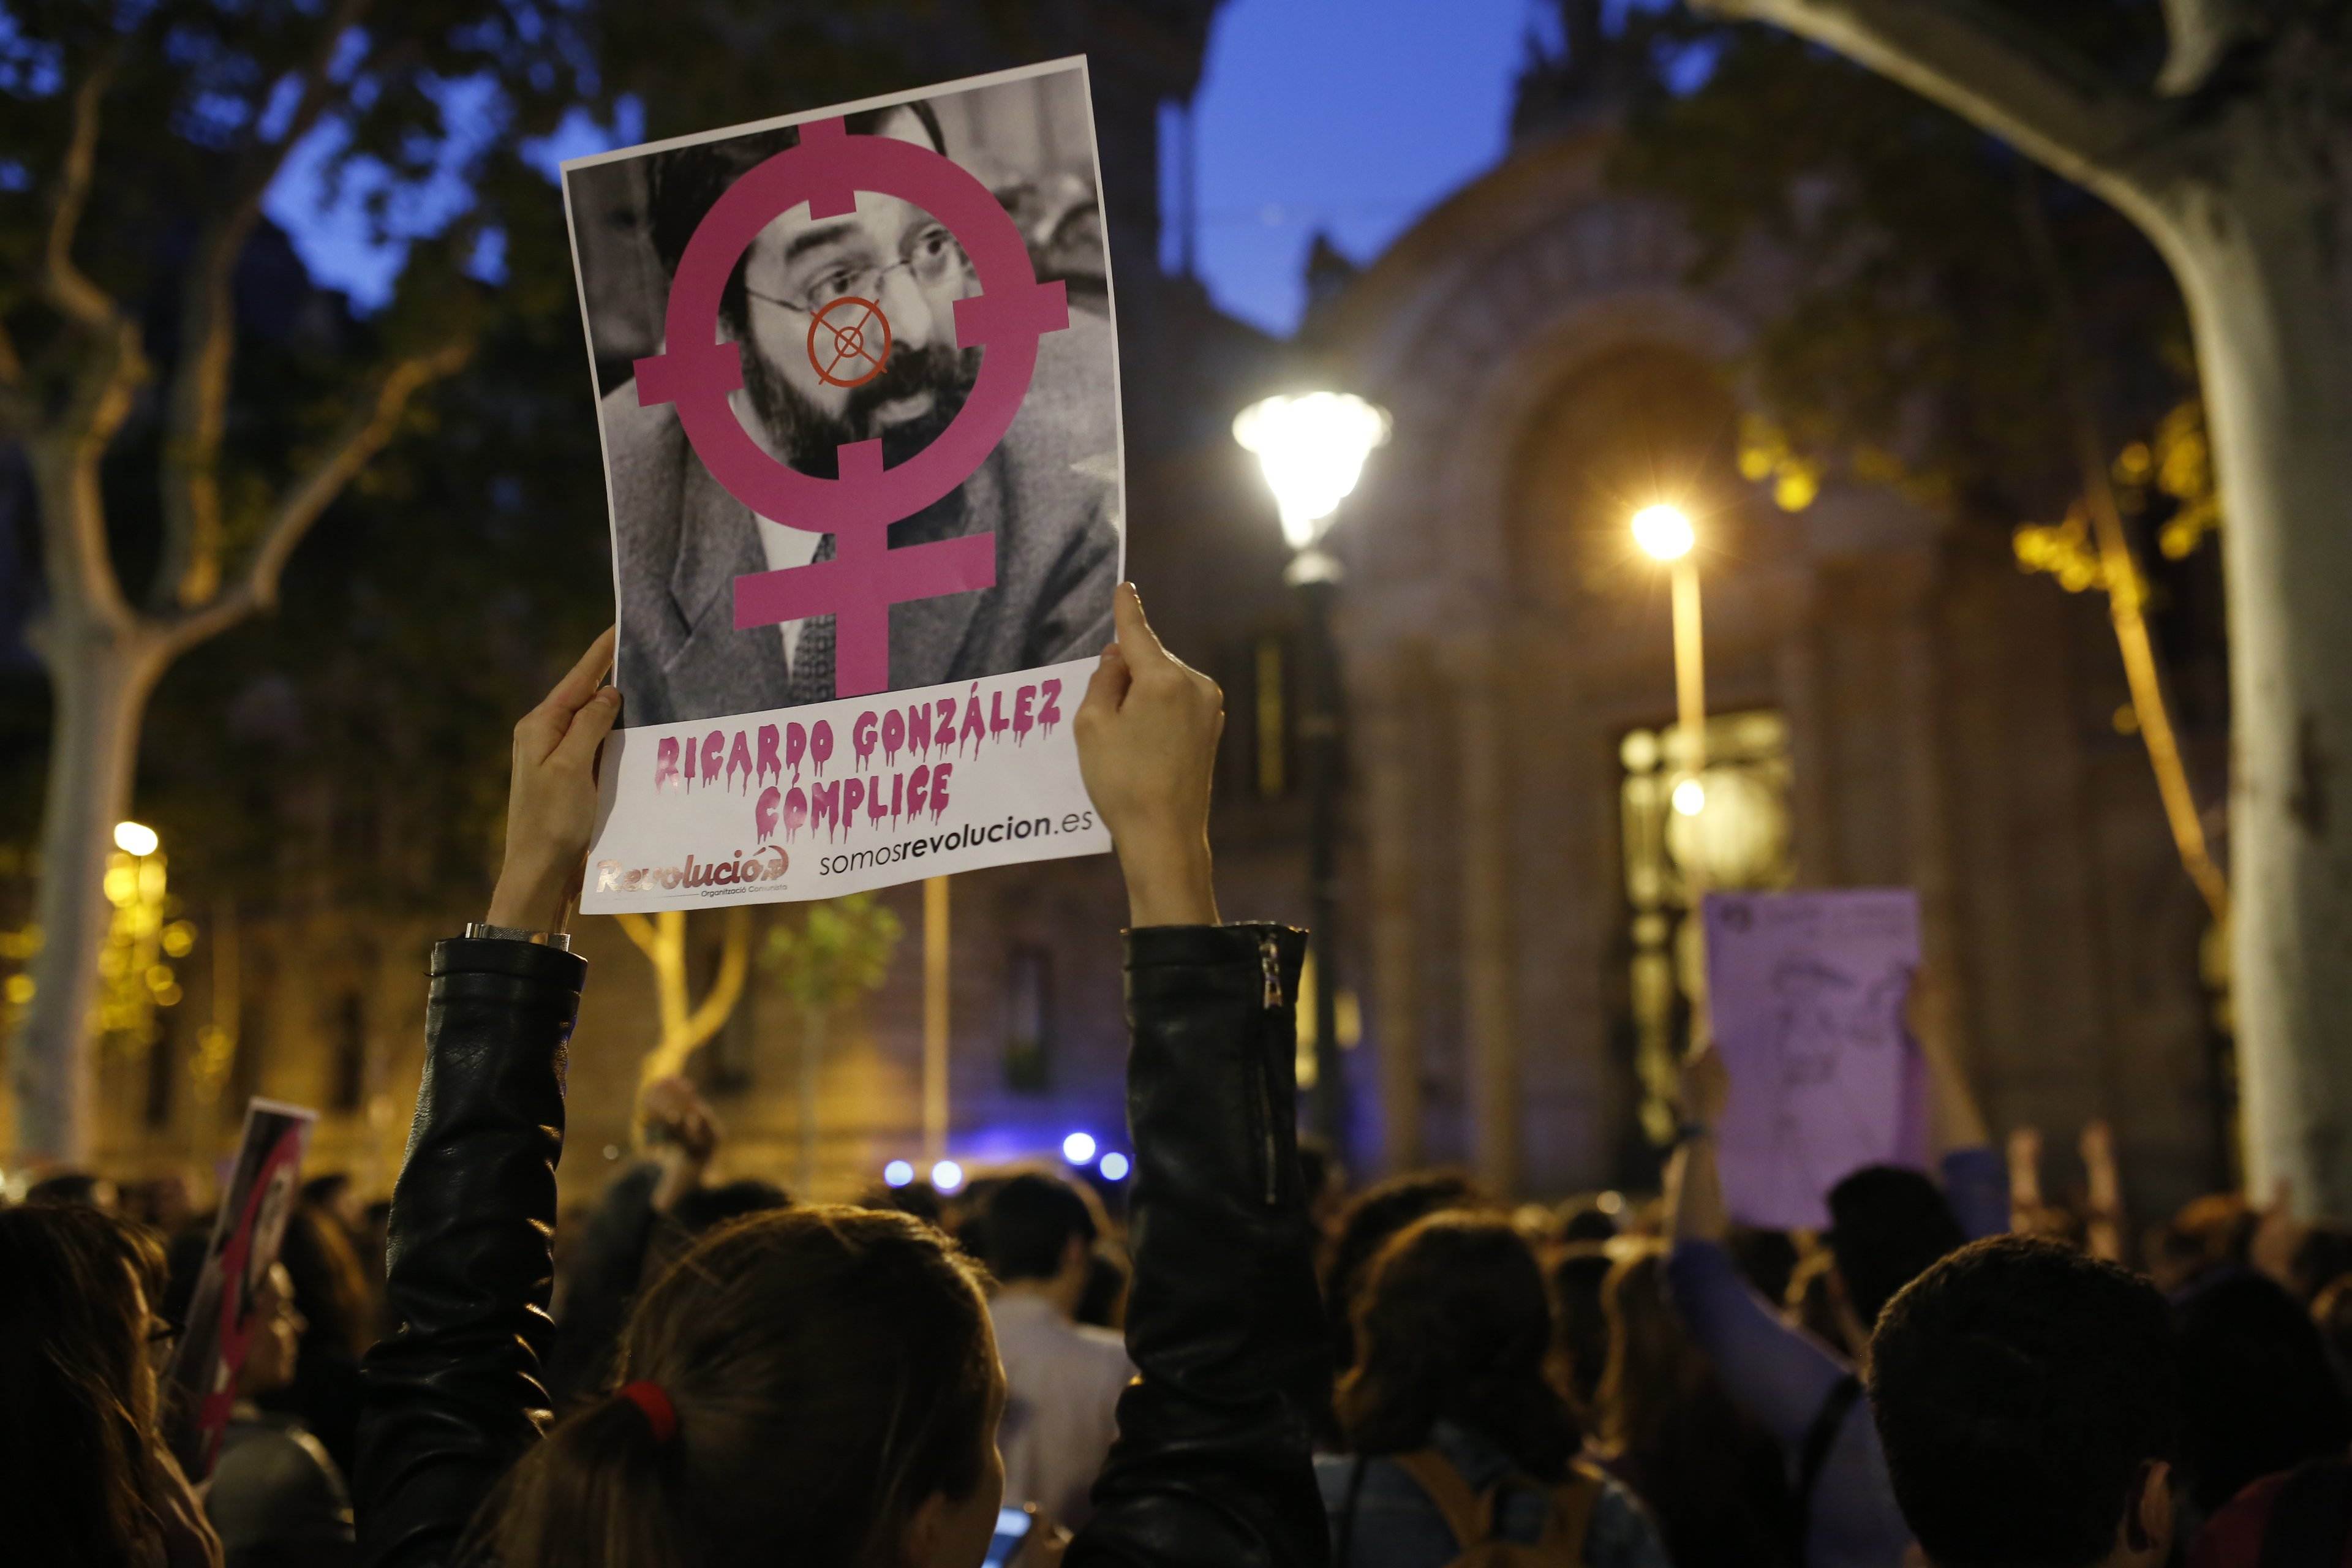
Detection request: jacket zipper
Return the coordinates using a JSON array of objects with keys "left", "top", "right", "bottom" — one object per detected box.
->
[{"left": 1257, "top": 932, "right": 1283, "bottom": 1205}]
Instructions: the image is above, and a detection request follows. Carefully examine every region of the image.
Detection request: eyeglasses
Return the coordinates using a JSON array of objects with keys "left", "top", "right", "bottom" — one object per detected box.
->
[{"left": 745, "top": 223, "right": 971, "bottom": 317}]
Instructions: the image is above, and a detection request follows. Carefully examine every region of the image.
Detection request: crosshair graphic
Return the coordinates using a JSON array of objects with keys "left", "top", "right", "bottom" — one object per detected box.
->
[
  {"left": 809, "top": 295, "right": 891, "bottom": 388},
  {"left": 633, "top": 115, "right": 1071, "bottom": 699}
]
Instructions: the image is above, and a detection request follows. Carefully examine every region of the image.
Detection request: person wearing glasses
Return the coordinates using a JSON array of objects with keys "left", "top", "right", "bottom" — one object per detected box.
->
[{"left": 597, "top": 97, "right": 1121, "bottom": 725}]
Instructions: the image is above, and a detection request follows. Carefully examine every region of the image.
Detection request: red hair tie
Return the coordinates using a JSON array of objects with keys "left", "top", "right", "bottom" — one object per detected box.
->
[{"left": 616, "top": 1380, "right": 678, "bottom": 1444}]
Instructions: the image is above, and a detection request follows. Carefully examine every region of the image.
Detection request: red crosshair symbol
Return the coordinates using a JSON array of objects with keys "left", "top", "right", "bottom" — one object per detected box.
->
[
  {"left": 632, "top": 115, "right": 1071, "bottom": 699},
  {"left": 808, "top": 295, "right": 891, "bottom": 388}
]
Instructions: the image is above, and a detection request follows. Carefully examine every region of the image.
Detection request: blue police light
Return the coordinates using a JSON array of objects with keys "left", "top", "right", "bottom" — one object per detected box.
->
[
  {"left": 883, "top": 1159, "right": 915, "bottom": 1188},
  {"left": 1098, "top": 1152, "right": 1131, "bottom": 1182},
  {"left": 932, "top": 1159, "right": 966, "bottom": 1194},
  {"left": 1062, "top": 1131, "right": 1098, "bottom": 1166}
]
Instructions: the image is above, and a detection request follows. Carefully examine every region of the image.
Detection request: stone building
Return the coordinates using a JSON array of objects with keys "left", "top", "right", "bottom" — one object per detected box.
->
[{"left": 51, "top": 1, "right": 2233, "bottom": 1227}]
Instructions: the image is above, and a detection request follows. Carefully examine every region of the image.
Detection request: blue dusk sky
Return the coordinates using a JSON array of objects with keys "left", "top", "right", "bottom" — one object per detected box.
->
[{"left": 268, "top": 0, "right": 1570, "bottom": 339}]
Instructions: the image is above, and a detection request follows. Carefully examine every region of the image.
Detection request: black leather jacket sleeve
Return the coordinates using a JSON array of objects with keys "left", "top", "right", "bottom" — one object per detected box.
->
[
  {"left": 355, "top": 937, "right": 584, "bottom": 1568},
  {"left": 1072, "top": 923, "right": 1332, "bottom": 1568}
]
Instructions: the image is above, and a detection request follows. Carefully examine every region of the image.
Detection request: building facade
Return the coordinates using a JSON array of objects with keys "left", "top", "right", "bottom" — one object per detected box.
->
[{"left": 52, "top": 6, "right": 2233, "bottom": 1229}]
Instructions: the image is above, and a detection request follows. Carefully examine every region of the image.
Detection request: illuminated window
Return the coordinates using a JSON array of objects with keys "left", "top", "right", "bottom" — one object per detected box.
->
[{"left": 1619, "top": 709, "right": 1795, "bottom": 1142}]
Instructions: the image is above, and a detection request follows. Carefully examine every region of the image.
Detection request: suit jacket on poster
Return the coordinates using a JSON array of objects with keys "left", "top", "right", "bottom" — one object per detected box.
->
[{"left": 603, "top": 315, "right": 1122, "bottom": 726}]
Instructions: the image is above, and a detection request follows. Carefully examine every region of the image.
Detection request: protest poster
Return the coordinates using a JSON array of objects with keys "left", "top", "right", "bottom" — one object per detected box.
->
[
  {"left": 162, "top": 1098, "right": 316, "bottom": 1480},
  {"left": 561, "top": 58, "right": 1120, "bottom": 911},
  {"left": 1702, "top": 889, "right": 1924, "bottom": 1231}
]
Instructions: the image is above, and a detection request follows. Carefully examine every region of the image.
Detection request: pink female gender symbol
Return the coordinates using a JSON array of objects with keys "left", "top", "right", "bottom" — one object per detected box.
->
[{"left": 632, "top": 116, "right": 1071, "bottom": 698}]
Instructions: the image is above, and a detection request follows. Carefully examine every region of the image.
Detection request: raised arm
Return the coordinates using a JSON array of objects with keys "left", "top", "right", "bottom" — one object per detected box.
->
[
  {"left": 356, "top": 630, "right": 619, "bottom": 1568},
  {"left": 1068, "top": 586, "right": 1330, "bottom": 1568}
]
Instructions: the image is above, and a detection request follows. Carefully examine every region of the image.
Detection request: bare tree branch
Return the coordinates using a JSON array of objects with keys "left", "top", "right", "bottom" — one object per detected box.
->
[
  {"left": 158, "top": 0, "right": 374, "bottom": 611},
  {"left": 159, "top": 338, "right": 470, "bottom": 654},
  {"left": 2158, "top": 0, "right": 2269, "bottom": 96},
  {"left": 1691, "top": 0, "right": 2187, "bottom": 211},
  {"left": 28, "top": 314, "right": 148, "bottom": 636},
  {"left": 42, "top": 42, "right": 127, "bottom": 334}
]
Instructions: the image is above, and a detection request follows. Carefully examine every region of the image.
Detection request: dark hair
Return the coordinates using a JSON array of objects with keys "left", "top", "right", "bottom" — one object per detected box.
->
[
  {"left": 24, "top": 1169, "right": 118, "bottom": 1210},
  {"left": 1076, "top": 1246, "right": 1131, "bottom": 1330},
  {"left": 1550, "top": 1245, "right": 1615, "bottom": 1414},
  {"left": 1869, "top": 1236, "right": 2179, "bottom": 1568},
  {"left": 646, "top": 101, "right": 948, "bottom": 337},
  {"left": 982, "top": 1170, "right": 1099, "bottom": 1283},
  {"left": 0, "top": 1204, "right": 174, "bottom": 1566},
  {"left": 278, "top": 1200, "right": 377, "bottom": 1360},
  {"left": 1596, "top": 1242, "right": 1801, "bottom": 1568},
  {"left": 2173, "top": 1269, "right": 2352, "bottom": 1515},
  {"left": 1338, "top": 1213, "right": 1578, "bottom": 1480},
  {"left": 1322, "top": 1170, "right": 1490, "bottom": 1376},
  {"left": 1826, "top": 1165, "right": 1966, "bottom": 1330},
  {"left": 491, "top": 1205, "right": 997, "bottom": 1568}
]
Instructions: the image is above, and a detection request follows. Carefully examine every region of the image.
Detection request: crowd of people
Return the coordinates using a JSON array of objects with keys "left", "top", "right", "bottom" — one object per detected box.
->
[{"left": 8, "top": 590, "right": 2352, "bottom": 1568}]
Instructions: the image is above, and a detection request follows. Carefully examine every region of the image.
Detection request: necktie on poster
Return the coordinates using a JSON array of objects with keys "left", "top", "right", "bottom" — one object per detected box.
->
[
  {"left": 1702, "top": 889, "right": 1926, "bottom": 1231},
  {"left": 561, "top": 58, "right": 1122, "bottom": 910}
]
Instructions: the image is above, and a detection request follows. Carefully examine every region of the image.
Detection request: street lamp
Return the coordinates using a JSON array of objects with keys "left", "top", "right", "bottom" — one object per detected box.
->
[
  {"left": 1235, "top": 390, "right": 1391, "bottom": 1152},
  {"left": 1632, "top": 504, "right": 1708, "bottom": 875}
]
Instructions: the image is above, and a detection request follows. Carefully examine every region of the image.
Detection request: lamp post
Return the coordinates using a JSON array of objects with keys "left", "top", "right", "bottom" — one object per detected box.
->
[
  {"left": 1632, "top": 503, "right": 1711, "bottom": 1049},
  {"left": 1234, "top": 391, "right": 1391, "bottom": 1152}
]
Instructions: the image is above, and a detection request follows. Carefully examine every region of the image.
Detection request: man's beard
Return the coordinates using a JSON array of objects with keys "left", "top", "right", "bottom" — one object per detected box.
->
[{"left": 741, "top": 337, "right": 979, "bottom": 478}]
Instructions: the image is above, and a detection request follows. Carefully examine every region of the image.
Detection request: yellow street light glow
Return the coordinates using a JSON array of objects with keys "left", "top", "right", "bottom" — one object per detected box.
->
[
  {"left": 1631, "top": 503, "right": 1696, "bottom": 562},
  {"left": 1233, "top": 391, "right": 1393, "bottom": 551},
  {"left": 113, "top": 821, "right": 159, "bottom": 858},
  {"left": 1672, "top": 778, "right": 1707, "bottom": 816}
]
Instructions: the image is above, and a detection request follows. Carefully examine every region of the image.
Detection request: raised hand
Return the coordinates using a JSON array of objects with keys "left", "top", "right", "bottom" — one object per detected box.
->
[
  {"left": 1074, "top": 583, "right": 1223, "bottom": 928},
  {"left": 487, "top": 627, "right": 622, "bottom": 933}
]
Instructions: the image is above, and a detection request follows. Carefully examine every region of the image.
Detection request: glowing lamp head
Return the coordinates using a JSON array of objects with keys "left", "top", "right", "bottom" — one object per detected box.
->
[
  {"left": 883, "top": 1159, "right": 915, "bottom": 1188},
  {"left": 1233, "top": 391, "right": 1392, "bottom": 552},
  {"left": 930, "top": 1159, "right": 965, "bottom": 1194},
  {"left": 1061, "top": 1131, "right": 1098, "bottom": 1166},
  {"left": 114, "top": 821, "right": 159, "bottom": 858},
  {"left": 1098, "top": 1152, "right": 1131, "bottom": 1182},
  {"left": 1672, "top": 778, "right": 1707, "bottom": 816},
  {"left": 1631, "top": 504, "right": 1696, "bottom": 562}
]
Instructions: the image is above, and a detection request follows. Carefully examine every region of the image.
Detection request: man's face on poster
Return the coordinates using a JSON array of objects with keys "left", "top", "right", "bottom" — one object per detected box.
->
[{"left": 729, "top": 106, "right": 981, "bottom": 478}]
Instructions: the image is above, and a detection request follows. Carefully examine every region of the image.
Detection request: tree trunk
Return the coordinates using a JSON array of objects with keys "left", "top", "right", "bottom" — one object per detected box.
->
[
  {"left": 13, "top": 620, "right": 165, "bottom": 1161},
  {"left": 2154, "top": 143, "right": 2352, "bottom": 1215}
]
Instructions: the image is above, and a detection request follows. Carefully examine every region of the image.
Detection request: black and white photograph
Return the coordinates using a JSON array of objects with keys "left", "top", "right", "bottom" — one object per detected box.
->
[{"left": 562, "top": 59, "right": 1124, "bottom": 728}]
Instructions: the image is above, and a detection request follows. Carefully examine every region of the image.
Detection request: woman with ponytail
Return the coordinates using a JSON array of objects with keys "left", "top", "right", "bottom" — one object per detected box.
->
[
  {"left": 1321, "top": 1214, "right": 1670, "bottom": 1568},
  {"left": 359, "top": 587, "right": 1330, "bottom": 1568}
]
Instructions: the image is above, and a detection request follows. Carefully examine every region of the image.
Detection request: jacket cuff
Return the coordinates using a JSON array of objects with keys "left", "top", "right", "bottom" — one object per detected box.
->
[
  {"left": 1125, "top": 922, "right": 1306, "bottom": 971},
  {"left": 430, "top": 935, "right": 587, "bottom": 992}
]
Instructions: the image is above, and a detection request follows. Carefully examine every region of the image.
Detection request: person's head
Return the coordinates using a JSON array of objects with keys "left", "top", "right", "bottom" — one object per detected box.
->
[
  {"left": 1551, "top": 1194, "right": 1623, "bottom": 1248},
  {"left": 493, "top": 1205, "right": 1003, "bottom": 1568},
  {"left": 24, "top": 1169, "right": 119, "bottom": 1213},
  {"left": 1593, "top": 1240, "right": 1712, "bottom": 1457},
  {"left": 1322, "top": 1169, "right": 1490, "bottom": 1374},
  {"left": 1548, "top": 1243, "right": 1616, "bottom": 1415},
  {"left": 2146, "top": 1193, "right": 2256, "bottom": 1295},
  {"left": 277, "top": 1197, "right": 378, "bottom": 1359},
  {"left": 236, "top": 1261, "right": 306, "bottom": 1398},
  {"left": 0, "top": 1203, "right": 175, "bottom": 1564},
  {"left": 2172, "top": 1268, "right": 2352, "bottom": 1515},
  {"left": 981, "top": 1170, "right": 1101, "bottom": 1309},
  {"left": 646, "top": 102, "right": 977, "bottom": 478},
  {"left": 1825, "top": 1164, "right": 1966, "bottom": 1334},
  {"left": 1338, "top": 1212, "right": 1577, "bottom": 1481},
  {"left": 303, "top": 1171, "right": 364, "bottom": 1235},
  {"left": 1869, "top": 1237, "right": 2179, "bottom": 1568}
]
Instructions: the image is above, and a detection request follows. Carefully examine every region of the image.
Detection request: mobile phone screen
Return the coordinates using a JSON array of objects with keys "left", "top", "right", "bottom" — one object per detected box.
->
[{"left": 982, "top": 1506, "right": 1033, "bottom": 1568}]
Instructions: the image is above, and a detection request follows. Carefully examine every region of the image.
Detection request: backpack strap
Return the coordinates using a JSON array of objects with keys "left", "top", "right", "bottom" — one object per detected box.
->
[
  {"left": 1391, "top": 1449, "right": 1501, "bottom": 1550},
  {"left": 1794, "top": 1373, "right": 1864, "bottom": 1553},
  {"left": 2258, "top": 1459, "right": 2352, "bottom": 1568}
]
